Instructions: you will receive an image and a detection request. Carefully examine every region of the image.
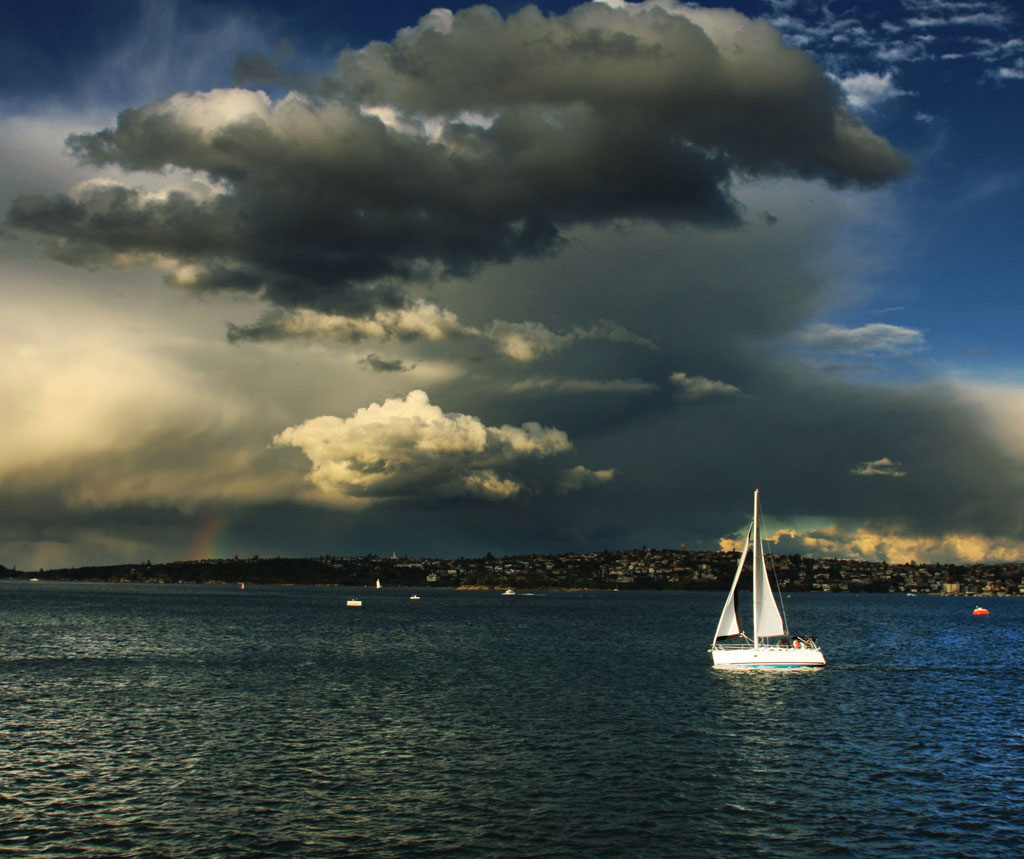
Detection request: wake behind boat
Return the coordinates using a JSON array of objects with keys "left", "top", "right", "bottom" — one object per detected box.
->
[{"left": 710, "top": 490, "right": 825, "bottom": 669}]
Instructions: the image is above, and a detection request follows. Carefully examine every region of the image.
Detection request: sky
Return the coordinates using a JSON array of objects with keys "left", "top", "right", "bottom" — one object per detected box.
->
[{"left": 2, "top": 0, "right": 1023, "bottom": 569}]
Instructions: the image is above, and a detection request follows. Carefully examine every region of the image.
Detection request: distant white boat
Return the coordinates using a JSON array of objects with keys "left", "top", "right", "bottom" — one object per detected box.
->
[
  {"left": 709, "top": 490, "right": 826, "bottom": 670},
  {"left": 502, "top": 588, "right": 516, "bottom": 596},
  {"left": 346, "top": 598, "right": 362, "bottom": 607},
  {"left": 376, "top": 578, "right": 382, "bottom": 589},
  {"left": 410, "top": 594, "right": 420, "bottom": 600}
]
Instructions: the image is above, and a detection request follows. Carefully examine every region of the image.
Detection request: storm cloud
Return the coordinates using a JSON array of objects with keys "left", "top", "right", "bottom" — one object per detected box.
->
[{"left": 7, "top": 1, "right": 909, "bottom": 313}]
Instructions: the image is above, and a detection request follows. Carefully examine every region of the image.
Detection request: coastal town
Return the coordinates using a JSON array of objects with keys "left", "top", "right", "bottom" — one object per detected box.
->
[{"left": 6, "top": 547, "right": 1024, "bottom": 596}]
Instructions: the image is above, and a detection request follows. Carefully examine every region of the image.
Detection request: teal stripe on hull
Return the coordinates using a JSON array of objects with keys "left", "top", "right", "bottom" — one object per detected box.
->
[{"left": 733, "top": 664, "right": 821, "bottom": 669}]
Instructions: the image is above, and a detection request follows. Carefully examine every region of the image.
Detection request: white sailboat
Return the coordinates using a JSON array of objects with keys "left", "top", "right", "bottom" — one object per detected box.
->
[
  {"left": 376, "top": 578, "right": 382, "bottom": 589},
  {"left": 710, "top": 490, "right": 825, "bottom": 669}
]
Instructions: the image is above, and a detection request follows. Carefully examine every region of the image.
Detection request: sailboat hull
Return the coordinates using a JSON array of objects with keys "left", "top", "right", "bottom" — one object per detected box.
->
[{"left": 711, "top": 644, "right": 825, "bottom": 669}]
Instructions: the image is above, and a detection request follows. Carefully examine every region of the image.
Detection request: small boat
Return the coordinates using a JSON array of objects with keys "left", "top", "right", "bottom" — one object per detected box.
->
[
  {"left": 502, "top": 588, "right": 516, "bottom": 596},
  {"left": 346, "top": 598, "right": 362, "bottom": 607},
  {"left": 972, "top": 606, "right": 990, "bottom": 615},
  {"left": 376, "top": 578, "right": 382, "bottom": 589},
  {"left": 410, "top": 594, "right": 420, "bottom": 600},
  {"left": 709, "top": 490, "right": 826, "bottom": 669}
]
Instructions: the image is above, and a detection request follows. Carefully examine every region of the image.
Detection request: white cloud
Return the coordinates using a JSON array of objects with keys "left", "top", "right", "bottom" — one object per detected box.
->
[
  {"left": 838, "top": 71, "right": 910, "bottom": 110},
  {"left": 850, "top": 457, "right": 907, "bottom": 477},
  {"left": 669, "top": 372, "right": 741, "bottom": 399},
  {"left": 993, "top": 62, "right": 1024, "bottom": 79},
  {"left": 799, "top": 323, "right": 927, "bottom": 355},
  {"left": 273, "top": 389, "right": 573, "bottom": 502}
]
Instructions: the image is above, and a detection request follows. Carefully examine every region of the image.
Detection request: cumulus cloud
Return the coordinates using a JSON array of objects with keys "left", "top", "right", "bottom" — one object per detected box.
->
[
  {"left": 273, "top": 389, "right": 574, "bottom": 502},
  {"left": 7, "top": 2, "right": 908, "bottom": 313},
  {"left": 799, "top": 322, "right": 927, "bottom": 355},
  {"left": 850, "top": 457, "right": 907, "bottom": 477},
  {"left": 669, "top": 372, "right": 741, "bottom": 399}
]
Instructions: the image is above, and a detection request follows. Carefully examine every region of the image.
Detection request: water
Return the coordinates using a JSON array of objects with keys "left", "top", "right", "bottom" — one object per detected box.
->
[{"left": 2, "top": 583, "right": 1022, "bottom": 857}]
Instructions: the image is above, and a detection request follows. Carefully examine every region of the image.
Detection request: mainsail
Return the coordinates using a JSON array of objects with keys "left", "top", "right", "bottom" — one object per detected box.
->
[{"left": 751, "top": 492, "right": 786, "bottom": 641}]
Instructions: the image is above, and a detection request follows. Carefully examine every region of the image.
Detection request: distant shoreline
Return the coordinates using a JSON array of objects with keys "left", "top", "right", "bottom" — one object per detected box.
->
[{"left": 3, "top": 547, "right": 1021, "bottom": 596}]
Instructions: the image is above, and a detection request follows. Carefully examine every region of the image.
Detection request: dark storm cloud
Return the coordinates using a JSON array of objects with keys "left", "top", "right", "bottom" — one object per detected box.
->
[
  {"left": 335, "top": 3, "right": 910, "bottom": 185},
  {"left": 6, "top": 1, "right": 909, "bottom": 312}
]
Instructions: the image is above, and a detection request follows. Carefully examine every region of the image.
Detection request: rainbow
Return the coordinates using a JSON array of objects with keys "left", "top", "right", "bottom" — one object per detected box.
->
[{"left": 188, "top": 514, "right": 228, "bottom": 561}]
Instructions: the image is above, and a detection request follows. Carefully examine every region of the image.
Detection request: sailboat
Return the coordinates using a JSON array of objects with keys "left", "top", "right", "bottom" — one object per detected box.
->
[
  {"left": 376, "top": 578, "right": 382, "bottom": 589},
  {"left": 710, "top": 490, "right": 826, "bottom": 669}
]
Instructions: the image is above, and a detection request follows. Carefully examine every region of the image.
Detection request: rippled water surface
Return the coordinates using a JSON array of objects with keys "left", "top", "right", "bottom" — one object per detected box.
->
[{"left": 3, "top": 583, "right": 1023, "bottom": 857}]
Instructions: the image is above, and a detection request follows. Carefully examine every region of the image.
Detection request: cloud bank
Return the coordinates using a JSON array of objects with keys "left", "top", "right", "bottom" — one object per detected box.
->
[{"left": 7, "top": 1, "right": 909, "bottom": 314}]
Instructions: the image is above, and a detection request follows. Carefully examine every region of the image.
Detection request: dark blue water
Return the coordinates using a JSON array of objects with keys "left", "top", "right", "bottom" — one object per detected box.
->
[{"left": 2, "top": 583, "right": 1022, "bottom": 857}]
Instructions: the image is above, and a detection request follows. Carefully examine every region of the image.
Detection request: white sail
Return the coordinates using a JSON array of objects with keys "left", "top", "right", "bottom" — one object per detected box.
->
[
  {"left": 713, "top": 524, "right": 750, "bottom": 642},
  {"left": 752, "top": 525, "right": 786, "bottom": 640}
]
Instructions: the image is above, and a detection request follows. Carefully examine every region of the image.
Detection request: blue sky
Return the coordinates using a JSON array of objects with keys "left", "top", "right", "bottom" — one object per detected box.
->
[{"left": 2, "top": 0, "right": 1023, "bottom": 569}]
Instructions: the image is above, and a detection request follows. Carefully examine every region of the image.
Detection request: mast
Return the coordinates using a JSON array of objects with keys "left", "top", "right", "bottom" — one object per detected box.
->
[{"left": 752, "top": 489, "right": 760, "bottom": 645}]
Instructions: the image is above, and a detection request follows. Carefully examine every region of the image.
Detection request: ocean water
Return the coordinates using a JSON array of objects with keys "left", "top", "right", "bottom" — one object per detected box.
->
[{"left": 2, "top": 582, "right": 1023, "bottom": 858}]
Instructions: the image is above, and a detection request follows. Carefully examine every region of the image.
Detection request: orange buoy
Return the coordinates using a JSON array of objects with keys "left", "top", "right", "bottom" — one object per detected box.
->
[{"left": 972, "top": 606, "right": 989, "bottom": 615}]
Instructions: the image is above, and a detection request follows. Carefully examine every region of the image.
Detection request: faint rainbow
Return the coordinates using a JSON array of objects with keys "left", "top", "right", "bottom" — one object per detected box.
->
[{"left": 188, "top": 514, "right": 228, "bottom": 561}]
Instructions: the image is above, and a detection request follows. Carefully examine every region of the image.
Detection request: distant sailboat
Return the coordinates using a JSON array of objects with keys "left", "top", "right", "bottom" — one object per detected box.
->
[
  {"left": 376, "top": 578, "right": 382, "bottom": 589},
  {"left": 709, "top": 490, "right": 826, "bottom": 669}
]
